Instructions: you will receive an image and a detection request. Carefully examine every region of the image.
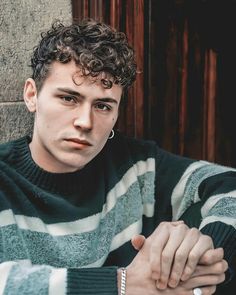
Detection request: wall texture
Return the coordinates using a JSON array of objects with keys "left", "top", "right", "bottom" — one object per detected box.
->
[{"left": 0, "top": 0, "right": 72, "bottom": 143}]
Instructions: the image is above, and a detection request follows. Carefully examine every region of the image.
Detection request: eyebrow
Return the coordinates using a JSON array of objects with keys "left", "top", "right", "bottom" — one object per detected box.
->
[
  {"left": 57, "top": 87, "right": 81, "bottom": 97},
  {"left": 56, "top": 87, "right": 118, "bottom": 104}
]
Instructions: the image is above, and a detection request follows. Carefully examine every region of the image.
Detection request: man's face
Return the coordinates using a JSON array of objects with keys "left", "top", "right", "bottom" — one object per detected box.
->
[{"left": 24, "top": 61, "right": 122, "bottom": 173}]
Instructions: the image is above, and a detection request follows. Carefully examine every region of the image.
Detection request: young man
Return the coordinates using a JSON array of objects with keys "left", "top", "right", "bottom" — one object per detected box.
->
[{"left": 0, "top": 19, "right": 235, "bottom": 295}]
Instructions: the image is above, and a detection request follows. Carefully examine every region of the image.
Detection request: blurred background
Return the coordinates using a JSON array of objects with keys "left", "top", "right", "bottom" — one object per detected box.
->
[{"left": 1, "top": 0, "right": 236, "bottom": 168}]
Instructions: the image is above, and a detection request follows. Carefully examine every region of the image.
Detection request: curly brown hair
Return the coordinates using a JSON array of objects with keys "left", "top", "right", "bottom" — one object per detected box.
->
[{"left": 30, "top": 19, "right": 137, "bottom": 91}]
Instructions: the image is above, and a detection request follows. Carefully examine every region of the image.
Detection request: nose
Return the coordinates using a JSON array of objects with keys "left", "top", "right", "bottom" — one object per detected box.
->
[{"left": 73, "top": 104, "right": 93, "bottom": 131}]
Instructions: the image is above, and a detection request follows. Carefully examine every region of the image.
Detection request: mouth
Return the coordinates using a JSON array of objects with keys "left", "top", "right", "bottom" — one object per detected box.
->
[{"left": 65, "top": 138, "right": 92, "bottom": 147}]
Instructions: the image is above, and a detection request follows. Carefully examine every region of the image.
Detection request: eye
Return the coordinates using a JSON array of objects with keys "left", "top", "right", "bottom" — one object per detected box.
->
[
  {"left": 60, "top": 96, "right": 77, "bottom": 104},
  {"left": 95, "top": 103, "right": 112, "bottom": 111}
]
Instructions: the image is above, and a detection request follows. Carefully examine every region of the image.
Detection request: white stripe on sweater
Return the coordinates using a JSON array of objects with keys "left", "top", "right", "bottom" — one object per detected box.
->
[
  {"left": 48, "top": 268, "right": 67, "bottom": 295},
  {"left": 0, "top": 158, "right": 155, "bottom": 236},
  {"left": 0, "top": 261, "right": 17, "bottom": 295},
  {"left": 102, "top": 158, "right": 155, "bottom": 214},
  {"left": 80, "top": 219, "right": 143, "bottom": 268},
  {"left": 171, "top": 161, "right": 236, "bottom": 220},
  {"left": 201, "top": 190, "right": 236, "bottom": 217},
  {"left": 171, "top": 161, "right": 208, "bottom": 220},
  {"left": 110, "top": 219, "right": 142, "bottom": 251}
]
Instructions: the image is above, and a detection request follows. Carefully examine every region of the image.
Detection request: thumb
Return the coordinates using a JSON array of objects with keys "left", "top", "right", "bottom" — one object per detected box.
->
[{"left": 131, "top": 234, "right": 146, "bottom": 250}]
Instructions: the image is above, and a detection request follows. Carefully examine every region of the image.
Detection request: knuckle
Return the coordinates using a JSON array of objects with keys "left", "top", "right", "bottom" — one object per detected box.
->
[
  {"left": 188, "top": 251, "right": 198, "bottom": 262},
  {"left": 200, "top": 254, "right": 209, "bottom": 264},
  {"left": 179, "top": 223, "right": 188, "bottom": 231},
  {"left": 174, "top": 251, "right": 185, "bottom": 263},
  {"left": 202, "top": 251, "right": 214, "bottom": 264},
  {"left": 218, "top": 260, "right": 228, "bottom": 273},
  {"left": 158, "top": 221, "right": 169, "bottom": 231},
  {"left": 189, "top": 227, "right": 200, "bottom": 236},
  {"left": 162, "top": 252, "right": 171, "bottom": 264},
  {"left": 159, "top": 221, "right": 167, "bottom": 227},
  {"left": 183, "top": 265, "right": 193, "bottom": 276},
  {"left": 201, "top": 234, "right": 213, "bottom": 246}
]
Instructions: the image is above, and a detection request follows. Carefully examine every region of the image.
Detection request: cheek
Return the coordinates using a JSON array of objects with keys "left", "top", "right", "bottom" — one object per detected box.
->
[
  {"left": 39, "top": 106, "right": 68, "bottom": 124},
  {"left": 112, "top": 114, "right": 118, "bottom": 125},
  {"left": 36, "top": 110, "right": 59, "bottom": 133},
  {"left": 110, "top": 116, "right": 117, "bottom": 127},
  {"left": 112, "top": 110, "right": 119, "bottom": 122}
]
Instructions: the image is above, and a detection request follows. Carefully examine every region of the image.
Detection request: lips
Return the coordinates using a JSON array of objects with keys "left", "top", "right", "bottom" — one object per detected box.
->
[{"left": 65, "top": 138, "right": 92, "bottom": 146}]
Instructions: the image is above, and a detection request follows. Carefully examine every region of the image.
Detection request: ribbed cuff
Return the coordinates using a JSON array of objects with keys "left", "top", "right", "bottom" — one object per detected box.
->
[
  {"left": 67, "top": 267, "right": 118, "bottom": 295},
  {"left": 200, "top": 221, "right": 236, "bottom": 285},
  {"left": 200, "top": 221, "right": 236, "bottom": 264}
]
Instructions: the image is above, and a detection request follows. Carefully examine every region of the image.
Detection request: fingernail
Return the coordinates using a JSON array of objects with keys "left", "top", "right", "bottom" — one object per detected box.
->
[
  {"left": 168, "top": 279, "right": 177, "bottom": 288},
  {"left": 156, "top": 281, "right": 166, "bottom": 290}
]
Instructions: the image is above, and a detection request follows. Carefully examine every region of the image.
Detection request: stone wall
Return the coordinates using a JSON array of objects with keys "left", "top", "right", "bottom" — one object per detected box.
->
[{"left": 0, "top": 0, "right": 72, "bottom": 143}]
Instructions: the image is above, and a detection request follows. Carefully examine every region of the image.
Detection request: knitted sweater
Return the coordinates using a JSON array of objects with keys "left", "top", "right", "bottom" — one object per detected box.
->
[{"left": 0, "top": 132, "right": 236, "bottom": 294}]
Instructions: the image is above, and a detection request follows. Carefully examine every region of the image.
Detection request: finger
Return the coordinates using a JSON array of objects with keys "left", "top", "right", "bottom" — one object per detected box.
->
[
  {"left": 191, "top": 260, "right": 228, "bottom": 278},
  {"left": 131, "top": 235, "right": 146, "bottom": 250},
  {"left": 181, "top": 234, "right": 214, "bottom": 281},
  {"left": 150, "top": 222, "right": 187, "bottom": 282},
  {"left": 181, "top": 273, "right": 226, "bottom": 289},
  {"left": 149, "top": 225, "right": 170, "bottom": 282},
  {"left": 199, "top": 248, "right": 224, "bottom": 265},
  {"left": 155, "top": 224, "right": 189, "bottom": 289},
  {"left": 168, "top": 227, "right": 200, "bottom": 288}
]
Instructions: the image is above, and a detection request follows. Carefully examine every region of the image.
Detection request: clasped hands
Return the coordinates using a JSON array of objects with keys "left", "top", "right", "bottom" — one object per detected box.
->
[{"left": 121, "top": 221, "right": 228, "bottom": 294}]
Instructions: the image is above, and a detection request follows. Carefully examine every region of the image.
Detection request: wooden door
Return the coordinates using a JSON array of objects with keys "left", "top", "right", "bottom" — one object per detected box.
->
[{"left": 72, "top": 0, "right": 236, "bottom": 167}]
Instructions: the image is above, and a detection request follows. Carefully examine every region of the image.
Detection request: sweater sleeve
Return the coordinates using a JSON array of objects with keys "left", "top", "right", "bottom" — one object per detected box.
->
[
  {"left": 0, "top": 260, "right": 118, "bottom": 294},
  {"left": 155, "top": 147, "right": 236, "bottom": 264}
]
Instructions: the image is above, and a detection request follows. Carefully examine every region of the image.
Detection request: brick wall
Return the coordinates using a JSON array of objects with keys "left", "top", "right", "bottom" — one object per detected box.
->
[{"left": 0, "top": 0, "right": 72, "bottom": 143}]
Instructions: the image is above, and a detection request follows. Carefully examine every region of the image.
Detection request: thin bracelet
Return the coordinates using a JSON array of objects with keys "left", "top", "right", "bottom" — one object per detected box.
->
[{"left": 120, "top": 267, "right": 127, "bottom": 295}]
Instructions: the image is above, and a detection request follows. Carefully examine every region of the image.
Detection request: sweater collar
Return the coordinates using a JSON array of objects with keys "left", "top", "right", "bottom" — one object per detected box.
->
[{"left": 10, "top": 136, "right": 103, "bottom": 194}]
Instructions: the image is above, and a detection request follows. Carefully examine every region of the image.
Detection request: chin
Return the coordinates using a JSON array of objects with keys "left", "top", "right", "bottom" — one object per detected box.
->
[
  {"left": 58, "top": 151, "right": 97, "bottom": 172},
  {"left": 63, "top": 158, "right": 90, "bottom": 172}
]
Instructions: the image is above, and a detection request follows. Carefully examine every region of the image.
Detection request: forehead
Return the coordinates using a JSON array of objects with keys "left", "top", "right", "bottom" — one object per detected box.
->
[{"left": 45, "top": 61, "right": 123, "bottom": 95}]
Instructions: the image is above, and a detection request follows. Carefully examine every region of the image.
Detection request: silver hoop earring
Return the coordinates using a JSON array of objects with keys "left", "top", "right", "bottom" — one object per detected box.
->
[{"left": 108, "top": 129, "right": 114, "bottom": 139}]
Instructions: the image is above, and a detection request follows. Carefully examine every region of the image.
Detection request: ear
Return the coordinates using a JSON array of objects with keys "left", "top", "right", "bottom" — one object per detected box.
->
[{"left": 23, "top": 78, "right": 38, "bottom": 113}]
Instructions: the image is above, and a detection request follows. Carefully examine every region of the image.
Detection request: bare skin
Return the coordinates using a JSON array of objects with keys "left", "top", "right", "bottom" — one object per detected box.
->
[
  {"left": 117, "top": 245, "right": 226, "bottom": 294},
  {"left": 24, "top": 61, "right": 122, "bottom": 173},
  {"left": 117, "top": 221, "right": 228, "bottom": 294},
  {"left": 133, "top": 222, "right": 216, "bottom": 289}
]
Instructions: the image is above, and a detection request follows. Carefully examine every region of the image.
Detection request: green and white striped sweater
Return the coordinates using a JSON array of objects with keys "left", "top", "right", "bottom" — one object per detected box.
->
[{"left": 0, "top": 132, "right": 235, "bottom": 294}]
